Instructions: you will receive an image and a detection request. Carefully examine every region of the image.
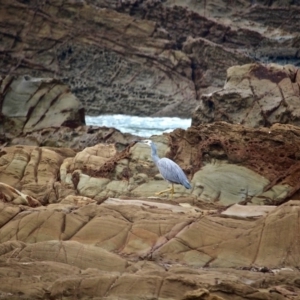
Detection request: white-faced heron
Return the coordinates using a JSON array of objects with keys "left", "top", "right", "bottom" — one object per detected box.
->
[{"left": 138, "top": 139, "right": 191, "bottom": 197}]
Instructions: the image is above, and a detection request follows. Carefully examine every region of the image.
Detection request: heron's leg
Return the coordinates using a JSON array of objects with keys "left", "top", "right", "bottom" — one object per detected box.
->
[
  {"left": 155, "top": 186, "right": 172, "bottom": 196},
  {"left": 155, "top": 184, "right": 175, "bottom": 197},
  {"left": 169, "top": 184, "right": 174, "bottom": 198}
]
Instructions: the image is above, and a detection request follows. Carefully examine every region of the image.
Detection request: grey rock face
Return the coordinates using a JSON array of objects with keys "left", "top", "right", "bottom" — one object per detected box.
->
[
  {"left": 0, "top": 75, "right": 85, "bottom": 135},
  {"left": 0, "top": 0, "right": 299, "bottom": 117},
  {"left": 192, "top": 63, "right": 300, "bottom": 128}
]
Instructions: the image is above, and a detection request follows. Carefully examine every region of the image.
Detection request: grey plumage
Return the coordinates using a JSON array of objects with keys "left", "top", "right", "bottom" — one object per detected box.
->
[
  {"left": 138, "top": 139, "right": 191, "bottom": 197},
  {"left": 156, "top": 158, "right": 191, "bottom": 189}
]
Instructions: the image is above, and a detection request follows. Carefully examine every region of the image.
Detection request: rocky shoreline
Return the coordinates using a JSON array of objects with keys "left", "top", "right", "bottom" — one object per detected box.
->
[
  {"left": 1, "top": 0, "right": 300, "bottom": 299},
  {"left": 1, "top": 71, "right": 300, "bottom": 298}
]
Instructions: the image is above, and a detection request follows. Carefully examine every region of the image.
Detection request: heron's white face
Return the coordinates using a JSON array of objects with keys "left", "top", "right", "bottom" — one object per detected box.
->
[{"left": 140, "top": 139, "right": 152, "bottom": 147}]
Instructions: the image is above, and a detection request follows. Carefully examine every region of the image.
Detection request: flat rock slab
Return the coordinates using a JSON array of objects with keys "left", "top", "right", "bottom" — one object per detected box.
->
[
  {"left": 1, "top": 200, "right": 300, "bottom": 269},
  {"left": 104, "top": 197, "right": 202, "bottom": 214},
  {"left": 0, "top": 258, "right": 298, "bottom": 300},
  {"left": 221, "top": 204, "right": 276, "bottom": 218},
  {"left": 1, "top": 199, "right": 300, "bottom": 299}
]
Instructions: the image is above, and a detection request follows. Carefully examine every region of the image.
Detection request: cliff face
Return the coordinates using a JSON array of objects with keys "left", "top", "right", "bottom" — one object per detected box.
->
[{"left": 1, "top": 0, "right": 299, "bottom": 117}]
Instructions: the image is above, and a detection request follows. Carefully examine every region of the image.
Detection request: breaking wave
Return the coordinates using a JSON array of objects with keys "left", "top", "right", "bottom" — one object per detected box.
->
[{"left": 85, "top": 115, "right": 191, "bottom": 137}]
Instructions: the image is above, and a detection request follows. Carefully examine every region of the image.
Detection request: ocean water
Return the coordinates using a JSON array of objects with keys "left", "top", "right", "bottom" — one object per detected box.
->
[{"left": 85, "top": 115, "right": 191, "bottom": 137}]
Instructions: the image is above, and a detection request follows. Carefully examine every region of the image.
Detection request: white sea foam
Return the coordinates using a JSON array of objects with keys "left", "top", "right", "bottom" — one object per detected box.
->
[{"left": 85, "top": 115, "right": 191, "bottom": 137}]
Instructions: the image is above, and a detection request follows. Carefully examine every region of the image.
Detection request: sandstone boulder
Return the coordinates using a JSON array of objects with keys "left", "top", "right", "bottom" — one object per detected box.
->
[
  {"left": 0, "top": 145, "right": 69, "bottom": 204},
  {"left": 0, "top": 75, "right": 85, "bottom": 136},
  {"left": 192, "top": 63, "right": 300, "bottom": 128}
]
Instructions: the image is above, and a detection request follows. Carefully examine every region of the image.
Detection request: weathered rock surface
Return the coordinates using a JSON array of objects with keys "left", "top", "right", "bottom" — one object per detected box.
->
[
  {"left": 5, "top": 124, "right": 139, "bottom": 151},
  {"left": 0, "top": 74, "right": 141, "bottom": 151},
  {"left": 1, "top": 122, "right": 300, "bottom": 206},
  {"left": 0, "top": 0, "right": 299, "bottom": 117},
  {"left": 192, "top": 63, "right": 300, "bottom": 127},
  {"left": 0, "top": 75, "right": 85, "bottom": 136},
  {"left": 0, "top": 4, "right": 299, "bottom": 299},
  {"left": 169, "top": 122, "right": 300, "bottom": 206},
  {"left": 0, "top": 0, "right": 196, "bottom": 117},
  {"left": 0, "top": 182, "right": 40, "bottom": 207},
  {"left": 1, "top": 1, "right": 300, "bottom": 298},
  {"left": 1, "top": 199, "right": 300, "bottom": 299},
  {"left": 0, "top": 145, "right": 66, "bottom": 204},
  {"left": 1, "top": 122, "right": 300, "bottom": 298}
]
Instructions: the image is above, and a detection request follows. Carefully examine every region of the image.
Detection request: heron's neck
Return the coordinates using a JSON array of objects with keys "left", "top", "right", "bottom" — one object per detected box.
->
[{"left": 150, "top": 143, "right": 160, "bottom": 164}]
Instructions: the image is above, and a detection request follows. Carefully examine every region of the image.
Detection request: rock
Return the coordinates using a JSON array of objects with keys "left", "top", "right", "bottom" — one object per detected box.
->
[
  {"left": 1, "top": 0, "right": 300, "bottom": 298},
  {"left": 182, "top": 37, "right": 252, "bottom": 95},
  {"left": 192, "top": 63, "right": 300, "bottom": 128},
  {"left": 0, "top": 1, "right": 299, "bottom": 117},
  {"left": 270, "top": 286, "right": 298, "bottom": 298},
  {"left": 152, "top": 200, "right": 300, "bottom": 268},
  {"left": 0, "top": 203, "right": 21, "bottom": 228},
  {"left": 1, "top": 199, "right": 300, "bottom": 269},
  {"left": 1, "top": 199, "right": 300, "bottom": 299},
  {"left": 182, "top": 288, "right": 225, "bottom": 300},
  {"left": 0, "top": 182, "right": 41, "bottom": 207},
  {"left": 0, "top": 145, "right": 68, "bottom": 204},
  {"left": 60, "top": 143, "right": 122, "bottom": 201},
  {"left": 192, "top": 162, "right": 269, "bottom": 205},
  {"left": 104, "top": 198, "right": 202, "bottom": 214},
  {"left": 168, "top": 122, "right": 300, "bottom": 205},
  {"left": 2, "top": 122, "right": 300, "bottom": 205},
  {"left": 0, "top": 258, "right": 82, "bottom": 299},
  {"left": 116, "top": 1, "right": 300, "bottom": 97},
  {"left": 16, "top": 240, "right": 128, "bottom": 272},
  {"left": 221, "top": 204, "right": 275, "bottom": 218},
  {"left": 0, "top": 0, "right": 196, "bottom": 118},
  {"left": 0, "top": 75, "right": 85, "bottom": 136},
  {"left": 57, "top": 135, "right": 179, "bottom": 201},
  {"left": 8, "top": 125, "right": 139, "bottom": 151}
]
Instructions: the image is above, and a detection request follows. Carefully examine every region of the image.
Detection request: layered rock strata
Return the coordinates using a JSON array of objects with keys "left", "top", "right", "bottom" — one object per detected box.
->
[{"left": 0, "top": 0, "right": 299, "bottom": 117}]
